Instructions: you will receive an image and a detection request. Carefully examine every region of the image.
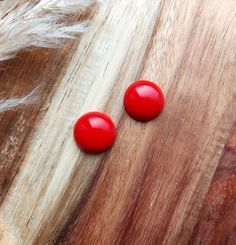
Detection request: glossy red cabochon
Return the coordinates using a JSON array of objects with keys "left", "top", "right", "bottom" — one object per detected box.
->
[
  {"left": 74, "top": 112, "right": 116, "bottom": 154},
  {"left": 124, "top": 80, "right": 165, "bottom": 121}
]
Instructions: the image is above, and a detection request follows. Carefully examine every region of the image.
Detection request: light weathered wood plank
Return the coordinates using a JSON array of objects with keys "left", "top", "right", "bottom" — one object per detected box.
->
[
  {"left": 0, "top": 1, "right": 164, "bottom": 244},
  {"left": 0, "top": 4, "right": 97, "bottom": 205},
  {"left": 0, "top": 46, "right": 74, "bottom": 202}
]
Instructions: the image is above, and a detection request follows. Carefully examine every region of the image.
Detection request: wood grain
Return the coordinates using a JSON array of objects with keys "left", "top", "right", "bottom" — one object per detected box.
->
[
  {"left": 0, "top": 6, "right": 96, "bottom": 205},
  {"left": 189, "top": 124, "right": 236, "bottom": 245},
  {"left": 0, "top": 0, "right": 235, "bottom": 244}
]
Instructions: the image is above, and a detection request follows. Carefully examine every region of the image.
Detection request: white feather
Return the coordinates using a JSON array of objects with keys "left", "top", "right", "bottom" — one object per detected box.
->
[
  {"left": 0, "top": 0, "right": 101, "bottom": 112},
  {"left": 0, "top": 88, "right": 38, "bottom": 113},
  {"left": 0, "top": 0, "right": 100, "bottom": 61}
]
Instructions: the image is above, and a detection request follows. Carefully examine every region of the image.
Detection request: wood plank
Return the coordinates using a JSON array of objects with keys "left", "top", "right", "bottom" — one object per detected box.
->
[
  {"left": 0, "top": 47, "right": 73, "bottom": 203},
  {"left": 0, "top": 0, "right": 235, "bottom": 244},
  {"left": 0, "top": 6, "right": 96, "bottom": 205},
  {"left": 57, "top": 0, "right": 236, "bottom": 244},
  {"left": 189, "top": 124, "right": 236, "bottom": 244},
  {"left": 0, "top": 1, "right": 164, "bottom": 244}
]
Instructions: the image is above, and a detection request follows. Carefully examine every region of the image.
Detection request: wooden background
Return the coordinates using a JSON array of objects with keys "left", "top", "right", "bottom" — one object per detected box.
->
[{"left": 0, "top": 0, "right": 236, "bottom": 244}]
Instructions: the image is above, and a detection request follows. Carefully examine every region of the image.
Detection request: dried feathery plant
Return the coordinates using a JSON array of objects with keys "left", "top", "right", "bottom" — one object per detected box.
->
[
  {"left": 0, "top": 0, "right": 102, "bottom": 113},
  {"left": 0, "top": 88, "right": 38, "bottom": 113}
]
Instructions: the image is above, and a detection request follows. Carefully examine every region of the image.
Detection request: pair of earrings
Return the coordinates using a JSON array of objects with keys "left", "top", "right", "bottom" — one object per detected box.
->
[{"left": 74, "top": 80, "right": 165, "bottom": 154}]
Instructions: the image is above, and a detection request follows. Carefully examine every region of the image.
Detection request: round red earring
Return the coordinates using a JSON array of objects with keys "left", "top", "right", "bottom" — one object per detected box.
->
[
  {"left": 74, "top": 112, "right": 116, "bottom": 154},
  {"left": 124, "top": 80, "right": 165, "bottom": 121}
]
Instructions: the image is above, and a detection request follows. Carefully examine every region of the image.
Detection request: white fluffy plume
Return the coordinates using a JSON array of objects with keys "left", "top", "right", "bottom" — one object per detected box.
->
[
  {"left": 0, "top": 0, "right": 101, "bottom": 112},
  {"left": 0, "top": 88, "right": 38, "bottom": 113},
  {"left": 0, "top": 0, "right": 99, "bottom": 61}
]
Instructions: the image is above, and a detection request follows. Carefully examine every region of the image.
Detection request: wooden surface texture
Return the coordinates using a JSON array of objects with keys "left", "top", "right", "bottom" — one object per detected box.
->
[{"left": 0, "top": 0, "right": 236, "bottom": 244}]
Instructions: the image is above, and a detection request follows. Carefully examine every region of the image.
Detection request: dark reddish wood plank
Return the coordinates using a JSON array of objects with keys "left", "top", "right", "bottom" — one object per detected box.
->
[{"left": 189, "top": 123, "right": 236, "bottom": 245}]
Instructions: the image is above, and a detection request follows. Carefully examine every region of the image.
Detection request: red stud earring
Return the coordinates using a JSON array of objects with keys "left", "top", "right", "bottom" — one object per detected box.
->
[
  {"left": 74, "top": 81, "right": 164, "bottom": 153},
  {"left": 74, "top": 112, "right": 116, "bottom": 154},
  {"left": 124, "top": 80, "right": 165, "bottom": 121}
]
